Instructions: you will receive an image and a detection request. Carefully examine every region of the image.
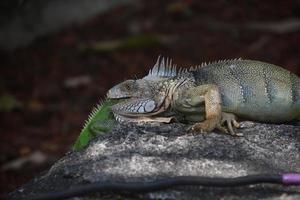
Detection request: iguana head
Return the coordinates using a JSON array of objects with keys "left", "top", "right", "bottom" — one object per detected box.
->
[{"left": 107, "top": 56, "right": 186, "bottom": 122}]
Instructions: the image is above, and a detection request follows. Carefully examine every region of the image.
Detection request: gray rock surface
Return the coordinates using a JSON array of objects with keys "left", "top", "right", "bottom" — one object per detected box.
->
[{"left": 8, "top": 122, "right": 300, "bottom": 200}]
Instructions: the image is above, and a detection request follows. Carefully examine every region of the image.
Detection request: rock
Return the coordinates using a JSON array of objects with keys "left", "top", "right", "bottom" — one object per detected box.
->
[{"left": 7, "top": 122, "right": 300, "bottom": 200}]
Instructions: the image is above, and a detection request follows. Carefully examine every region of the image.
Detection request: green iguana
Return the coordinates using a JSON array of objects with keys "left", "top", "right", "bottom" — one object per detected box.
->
[
  {"left": 73, "top": 99, "right": 117, "bottom": 150},
  {"left": 107, "top": 56, "right": 300, "bottom": 135}
]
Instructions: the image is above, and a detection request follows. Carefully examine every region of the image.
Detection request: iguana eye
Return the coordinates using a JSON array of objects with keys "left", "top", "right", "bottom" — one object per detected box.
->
[
  {"left": 125, "top": 84, "right": 131, "bottom": 90},
  {"left": 123, "top": 80, "right": 135, "bottom": 90}
]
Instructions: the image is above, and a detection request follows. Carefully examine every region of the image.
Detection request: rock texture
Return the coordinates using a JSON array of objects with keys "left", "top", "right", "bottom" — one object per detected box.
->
[{"left": 8, "top": 122, "right": 300, "bottom": 200}]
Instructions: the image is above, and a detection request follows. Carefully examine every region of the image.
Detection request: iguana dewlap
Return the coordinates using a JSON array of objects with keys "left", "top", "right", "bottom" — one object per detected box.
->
[{"left": 107, "top": 56, "right": 300, "bottom": 135}]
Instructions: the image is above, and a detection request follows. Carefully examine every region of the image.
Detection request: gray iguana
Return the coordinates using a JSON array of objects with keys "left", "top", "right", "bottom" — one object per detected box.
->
[{"left": 107, "top": 56, "right": 300, "bottom": 135}]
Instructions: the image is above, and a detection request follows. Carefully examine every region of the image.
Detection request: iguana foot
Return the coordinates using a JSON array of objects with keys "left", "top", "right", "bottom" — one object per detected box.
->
[
  {"left": 221, "top": 112, "right": 242, "bottom": 136},
  {"left": 188, "top": 113, "right": 242, "bottom": 136},
  {"left": 189, "top": 117, "right": 223, "bottom": 133}
]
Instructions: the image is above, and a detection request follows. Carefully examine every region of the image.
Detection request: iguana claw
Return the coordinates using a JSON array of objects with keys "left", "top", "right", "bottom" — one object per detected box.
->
[
  {"left": 221, "top": 112, "right": 242, "bottom": 136},
  {"left": 188, "top": 117, "right": 221, "bottom": 133},
  {"left": 187, "top": 113, "right": 243, "bottom": 137}
]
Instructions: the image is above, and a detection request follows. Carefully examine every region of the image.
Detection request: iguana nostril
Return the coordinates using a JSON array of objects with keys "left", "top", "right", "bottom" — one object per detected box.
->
[{"left": 107, "top": 87, "right": 119, "bottom": 98}]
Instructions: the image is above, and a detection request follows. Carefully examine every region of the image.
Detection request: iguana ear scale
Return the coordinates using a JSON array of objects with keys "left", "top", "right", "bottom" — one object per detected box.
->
[{"left": 111, "top": 98, "right": 158, "bottom": 116}]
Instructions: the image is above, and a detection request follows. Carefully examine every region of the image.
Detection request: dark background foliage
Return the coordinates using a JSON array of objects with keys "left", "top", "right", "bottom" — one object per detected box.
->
[{"left": 1, "top": 0, "right": 300, "bottom": 197}]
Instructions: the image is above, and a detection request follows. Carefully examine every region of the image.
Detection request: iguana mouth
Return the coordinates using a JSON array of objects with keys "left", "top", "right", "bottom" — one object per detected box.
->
[
  {"left": 108, "top": 93, "right": 173, "bottom": 124},
  {"left": 107, "top": 96, "right": 131, "bottom": 100},
  {"left": 113, "top": 113, "right": 174, "bottom": 123}
]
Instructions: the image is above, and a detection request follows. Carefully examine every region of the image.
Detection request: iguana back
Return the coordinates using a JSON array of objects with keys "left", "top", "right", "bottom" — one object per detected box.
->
[{"left": 193, "top": 59, "right": 300, "bottom": 122}]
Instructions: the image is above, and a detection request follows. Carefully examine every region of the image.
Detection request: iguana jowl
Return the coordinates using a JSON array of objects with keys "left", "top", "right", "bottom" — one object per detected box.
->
[{"left": 107, "top": 56, "right": 300, "bottom": 135}]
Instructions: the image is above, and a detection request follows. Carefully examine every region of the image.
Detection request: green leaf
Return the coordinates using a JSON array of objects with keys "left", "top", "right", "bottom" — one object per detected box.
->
[{"left": 0, "top": 94, "right": 22, "bottom": 112}]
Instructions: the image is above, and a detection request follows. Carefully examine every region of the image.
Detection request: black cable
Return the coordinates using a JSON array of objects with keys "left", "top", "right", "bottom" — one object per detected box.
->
[{"left": 27, "top": 174, "right": 283, "bottom": 200}]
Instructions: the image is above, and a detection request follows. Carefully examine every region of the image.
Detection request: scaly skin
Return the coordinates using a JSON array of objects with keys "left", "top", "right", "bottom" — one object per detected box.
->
[{"left": 107, "top": 56, "right": 300, "bottom": 135}]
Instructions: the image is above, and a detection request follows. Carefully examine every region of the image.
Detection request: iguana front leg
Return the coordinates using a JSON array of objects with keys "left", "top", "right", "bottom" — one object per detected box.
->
[
  {"left": 175, "top": 84, "right": 225, "bottom": 133},
  {"left": 175, "top": 84, "right": 243, "bottom": 135}
]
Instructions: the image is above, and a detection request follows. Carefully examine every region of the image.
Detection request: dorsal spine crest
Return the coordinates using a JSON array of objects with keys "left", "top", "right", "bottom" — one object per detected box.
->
[
  {"left": 82, "top": 100, "right": 104, "bottom": 130},
  {"left": 145, "top": 56, "right": 242, "bottom": 79}
]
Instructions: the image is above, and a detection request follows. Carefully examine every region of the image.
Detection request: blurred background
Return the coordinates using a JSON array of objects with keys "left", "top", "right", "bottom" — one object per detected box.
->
[{"left": 1, "top": 0, "right": 300, "bottom": 197}]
